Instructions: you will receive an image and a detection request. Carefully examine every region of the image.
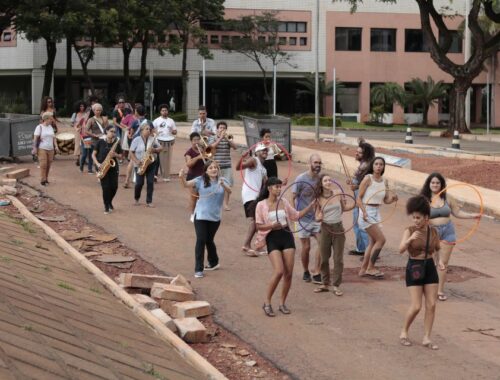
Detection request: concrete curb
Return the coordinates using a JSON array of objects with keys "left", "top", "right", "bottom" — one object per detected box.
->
[{"left": 7, "top": 195, "right": 227, "bottom": 380}]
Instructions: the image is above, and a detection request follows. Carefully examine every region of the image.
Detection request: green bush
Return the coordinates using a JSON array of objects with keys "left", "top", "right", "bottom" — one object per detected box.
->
[
  {"left": 170, "top": 112, "right": 187, "bottom": 122},
  {"left": 0, "top": 94, "right": 30, "bottom": 114},
  {"left": 292, "top": 115, "right": 342, "bottom": 127}
]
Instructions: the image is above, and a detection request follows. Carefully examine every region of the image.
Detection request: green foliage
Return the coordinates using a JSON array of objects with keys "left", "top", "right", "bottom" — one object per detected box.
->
[
  {"left": 370, "top": 82, "right": 405, "bottom": 110},
  {"left": 169, "top": 112, "right": 187, "bottom": 122},
  {"left": 296, "top": 74, "right": 344, "bottom": 116},
  {"left": 292, "top": 116, "right": 342, "bottom": 127},
  {"left": 0, "top": 94, "right": 29, "bottom": 113},
  {"left": 405, "top": 76, "right": 448, "bottom": 125},
  {"left": 57, "top": 281, "right": 76, "bottom": 291}
]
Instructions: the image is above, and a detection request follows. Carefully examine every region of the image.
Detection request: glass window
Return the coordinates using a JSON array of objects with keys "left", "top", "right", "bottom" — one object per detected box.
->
[
  {"left": 210, "top": 35, "right": 219, "bottom": 44},
  {"left": 335, "top": 27, "right": 362, "bottom": 51},
  {"left": 371, "top": 29, "right": 396, "bottom": 51},
  {"left": 201, "top": 35, "right": 208, "bottom": 44},
  {"left": 405, "top": 29, "right": 430, "bottom": 52},
  {"left": 279, "top": 37, "right": 287, "bottom": 45},
  {"left": 287, "top": 22, "right": 297, "bottom": 33},
  {"left": 289, "top": 37, "right": 297, "bottom": 46},
  {"left": 439, "top": 30, "right": 462, "bottom": 53},
  {"left": 3, "top": 32, "right": 11, "bottom": 41},
  {"left": 297, "top": 22, "right": 307, "bottom": 33},
  {"left": 299, "top": 37, "right": 307, "bottom": 46},
  {"left": 278, "top": 22, "right": 287, "bottom": 32},
  {"left": 221, "top": 35, "right": 230, "bottom": 43}
]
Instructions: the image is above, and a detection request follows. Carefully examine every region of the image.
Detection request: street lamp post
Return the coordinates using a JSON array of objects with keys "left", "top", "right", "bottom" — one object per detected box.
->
[
  {"left": 465, "top": 0, "right": 471, "bottom": 129},
  {"left": 314, "top": 0, "right": 320, "bottom": 142},
  {"left": 202, "top": 58, "right": 206, "bottom": 106}
]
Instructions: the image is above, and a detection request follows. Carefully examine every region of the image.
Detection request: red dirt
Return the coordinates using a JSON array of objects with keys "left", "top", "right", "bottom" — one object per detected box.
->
[
  {"left": 6, "top": 187, "right": 290, "bottom": 380},
  {"left": 294, "top": 140, "right": 500, "bottom": 191}
]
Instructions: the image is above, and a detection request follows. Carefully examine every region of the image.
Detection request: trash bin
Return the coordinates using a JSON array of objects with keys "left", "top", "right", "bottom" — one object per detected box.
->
[
  {"left": 240, "top": 115, "right": 292, "bottom": 157},
  {"left": 0, "top": 113, "right": 39, "bottom": 158}
]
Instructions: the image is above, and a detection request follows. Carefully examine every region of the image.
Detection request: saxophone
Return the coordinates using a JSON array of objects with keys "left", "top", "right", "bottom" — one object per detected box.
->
[
  {"left": 96, "top": 138, "right": 120, "bottom": 180},
  {"left": 137, "top": 138, "right": 155, "bottom": 175}
]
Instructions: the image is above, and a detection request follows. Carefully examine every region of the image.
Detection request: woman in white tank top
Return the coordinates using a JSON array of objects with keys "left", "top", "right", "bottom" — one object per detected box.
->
[{"left": 356, "top": 157, "right": 398, "bottom": 278}]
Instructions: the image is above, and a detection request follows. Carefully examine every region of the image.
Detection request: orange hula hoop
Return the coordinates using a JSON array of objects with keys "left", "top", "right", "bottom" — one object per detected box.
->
[
  {"left": 362, "top": 187, "right": 398, "bottom": 225},
  {"left": 431, "top": 183, "right": 483, "bottom": 244}
]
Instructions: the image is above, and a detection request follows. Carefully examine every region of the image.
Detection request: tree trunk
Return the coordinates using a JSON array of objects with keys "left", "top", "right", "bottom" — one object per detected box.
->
[
  {"left": 64, "top": 38, "right": 73, "bottom": 114},
  {"left": 448, "top": 80, "right": 471, "bottom": 135},
  {"left": 181, "top": 37, "right": 189, "bottom": 113},
  {"left": 74, "top": 45, "right": 96, "bottom": 95},
  {"left": 42, "top": 40, "right": 57, "bottom": 97},
  {"left": 261, "top": 71, "right": 272, "bottom": 114},
  {"left": 422, "top": 104, "right": 429, "bottom": 126},
  {"left": 133, "top": 31, "right": 149, "bottom": 103},
  {"left": 122, "top": 44, "right": 132, "bottom": 99}
]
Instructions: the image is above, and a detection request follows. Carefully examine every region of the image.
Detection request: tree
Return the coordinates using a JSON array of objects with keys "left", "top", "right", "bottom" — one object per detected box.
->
[
  {"left": 405, "top": 76, "right": 448, "bottom": 126},
  {"left": 222, "top": 11, "right": 296, "bottom": 114},
  {"left": 13, "top": 0, "right": 69, "bottom": 98},
  {"left": 344, "top": 0, "right": 500, "bottom": 133},
  {"left": 0, "top": 1, "right": 15, "bottom": 33},
  {"left": 296, "top": 73, "right": 344, "bottom": 116},
  {"left": 172, "top": 0, "right": 225, "bottom": 112},
  {"left": 370, "top": 82, "right": 405, "bottom": 110}
]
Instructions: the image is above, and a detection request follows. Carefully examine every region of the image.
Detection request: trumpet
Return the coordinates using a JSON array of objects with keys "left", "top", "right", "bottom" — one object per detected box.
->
[
  {"left": 223, "top": 133, "right": 233, "bottom": 141},
  {"left": 200, "top": 136, "right": 215, "bottom": 158}
]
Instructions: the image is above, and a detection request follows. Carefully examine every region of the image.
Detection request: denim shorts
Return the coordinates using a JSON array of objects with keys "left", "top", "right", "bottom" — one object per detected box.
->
[
  {"left": 297, "top": 220, "right": 321, "bottom": 239},
  {"left": 433, "top": 221, "right": 456, "bottom": 244},
  {"left": 358, "top": 206, "right": 381, "bottom": 230},
  {"left": 219, "top": 167, "right": 233, "bottom": 186}
]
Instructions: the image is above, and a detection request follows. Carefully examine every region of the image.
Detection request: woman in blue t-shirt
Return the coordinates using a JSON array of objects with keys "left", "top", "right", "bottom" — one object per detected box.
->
[{"left": 179, "top": 160, "right": 232, "bottom": 278}]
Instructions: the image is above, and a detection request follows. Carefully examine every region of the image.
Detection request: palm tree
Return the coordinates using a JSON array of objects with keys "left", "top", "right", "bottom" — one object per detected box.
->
[
  {"left": 370, "top": 82, "right": 405, "bottom": 111},
  {"left": 405, "top": 76, "right": 448, "bottom": 126},
  {"left": 296, "top": 73, "right": 343, "bottom": 116}
]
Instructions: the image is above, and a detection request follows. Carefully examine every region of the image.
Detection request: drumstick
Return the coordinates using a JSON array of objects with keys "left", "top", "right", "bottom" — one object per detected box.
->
[{"left": 339, "top": 152, "right": 351, "bottom": 181}]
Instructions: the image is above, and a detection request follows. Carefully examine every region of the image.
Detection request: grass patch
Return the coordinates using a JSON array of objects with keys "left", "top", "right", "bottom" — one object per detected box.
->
[
  {"left": 57, "top": 281, "right": 76, "bottom": 291},
  {"left": 89, "top": 286, "right": 101, "bottom": 294},
  {"left": 14, "top": 219, "right": 36, "bottom": 234},
  {"left": 22, "top": 324, "right": 33, "bottom": 331},
  {"left": 143, "top": 364, "right": 166, "bottom": 380},
  {"left": 0, "top": 256, "right": 11, "bottom": 263},
  {"left": 10, "top": 239, "right": 23, "bottom": 246}
]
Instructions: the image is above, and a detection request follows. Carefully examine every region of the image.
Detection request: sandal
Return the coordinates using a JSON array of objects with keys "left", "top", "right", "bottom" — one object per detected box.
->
[
  {"left": 366, "top": 271, "right": 385, "bottom": 278},
  {"left": 278, "top": 305, "right": 291, "bottom": 314},
  {"left": 438, "top": 293, "right": 448, "bottom": 301},
  {"left": 333, "top": 286, "right": 343, "bottom": 296},
  {"left": 422, "top": 342, "right": 439, "bottom": 350},
  {"left": 400, "top": 337, "right": 412, "bottom": 346},
  {"left": 242, "top": 247, "right": 258, "bottom": 257},
  {"left": 314, "top": 285, "right": 329, "bottom": 293},
  {"left": 262, "top": 303, "right": 275, "bottom": 317}
]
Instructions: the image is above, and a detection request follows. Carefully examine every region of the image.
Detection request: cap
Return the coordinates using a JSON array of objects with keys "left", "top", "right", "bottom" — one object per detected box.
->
[{"left": 255, "top": 144, "right": 268, "bottom": 153}]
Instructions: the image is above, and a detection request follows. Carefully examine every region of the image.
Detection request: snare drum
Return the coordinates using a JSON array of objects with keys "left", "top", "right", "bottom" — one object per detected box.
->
[{"left": 56, "top": 132, "right": 75, "bottom": 154}]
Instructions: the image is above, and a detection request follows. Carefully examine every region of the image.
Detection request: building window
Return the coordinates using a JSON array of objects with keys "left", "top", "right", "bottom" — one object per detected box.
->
[
  {"left": 405, "top": 29, "right": 430, "bottom": 52},
  {"left": 258, "top": 36, "right": 266, "bottom": 43},
  {"left": 337, "top": 83, "right": 360, "bottom": 113},
  {"left": 371, "top": 28, "right": 396, "bottom": 52},
  {"left": 335, "top": 27, "right": 362, "bottom": 51},
  {"left": 221, "top": 35, "right": 230, "bottom": 44},
  {"left": 299, "top": 37, "right": 307, "bottom": 46},
  {"left": 278, "top": 22, "right": 307, "bottom": 33},
  {"left": 289, "top": 37, "right": 297, "bottom": 46},
  {"left": 297, "top": 22, "right": 306, "bottom": 33},
  {"left": 279, "top": 37, "right": 287, "bottom": 45},
  {"left": 210, "top": 35, "right": 219, "bottom": 44},
  {"left": 439, "top": 30, "right": 462, "bottom": 53},
  {"left": 3, "top": 32, "right": 11, "bottom": 42},
  {"left": 201, "top": 35, "right": 208, "bottom": 44},
  {"left": 278, "top": 22, "right": 287, "bottom": 32}
]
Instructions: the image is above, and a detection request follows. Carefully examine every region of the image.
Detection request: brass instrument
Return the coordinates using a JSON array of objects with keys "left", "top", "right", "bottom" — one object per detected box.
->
[
  {"left": 96, "top": 138, "right": 120, "bottom": 179},
  {"left": 224, "top": 133, "right": 233, "bottom": 141},
  {"left": 137, "top": 139, "right": 155, "bottom": 175},
  {"left": 200, "top": 136, "right": 214, "bottom": 158}
]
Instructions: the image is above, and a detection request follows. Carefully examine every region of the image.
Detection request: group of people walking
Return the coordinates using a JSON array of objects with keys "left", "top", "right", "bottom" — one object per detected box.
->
[{"left": 32, "top": 100, "right": 480, "bottom": 350}]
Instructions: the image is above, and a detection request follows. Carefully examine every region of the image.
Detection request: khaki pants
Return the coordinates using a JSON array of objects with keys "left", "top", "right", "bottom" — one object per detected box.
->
[
  {"left": 159, "top": 140, "right": 174, "bottom": 179},
  {"left": 319, "top": 222, "right": 346, "bottom": 287},
  {"left": 38, "top": 149, "right": 54, "bottom": 182}
]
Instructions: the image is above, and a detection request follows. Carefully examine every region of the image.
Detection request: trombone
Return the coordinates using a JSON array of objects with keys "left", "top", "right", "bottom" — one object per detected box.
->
[{"left": 200, "top": 136, "right": 215, "bottom": 158}]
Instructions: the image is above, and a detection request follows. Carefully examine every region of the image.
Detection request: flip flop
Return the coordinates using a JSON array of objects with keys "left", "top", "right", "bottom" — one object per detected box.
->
[
  {"left": 314, "top": 286, "right": 329, "bottom": 293},
  {"left": 422, "top": 342, "right": 439, "bottom": 350},
  {"left": 333, "top": 287, "right": 343, "bottom": 296},
  {"left": 242, "top": 247, "right": 258, "bottom": 257},
  {"left": 438, "top": 293, "right": 448, "bottom": 301},
  {"left": 400, "top": 337, "right": 412, "bottom": 346},
  {"left": 366, "top": 271, "right": 385, "bottom": 278}
]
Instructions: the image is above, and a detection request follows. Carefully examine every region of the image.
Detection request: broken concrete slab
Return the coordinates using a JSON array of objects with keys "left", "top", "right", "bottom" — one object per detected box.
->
[
  {"left": 170, "top": 274, "right": 193, "bottom": 292},
  {"left": 37, "top": 215, "right": 66, "bottom": 222},
  {"left": 159, "top": 299, "right": 177, "bottom": 316},
  {"left": 169, "top": 301, "right": 211, "bottom": 319},
  {"left": 0, "top": 167, "right": 14, "bottom": 174},
  {"left": 0, "top": 186, "right": 17, "bottom": 196},
  {"left": 173, "top": 318, "right": 207, "bottom": 343},
  {"left": 0, "top": 178, "right": 17, "bottom": 186},
  {"left": 88, "top": 234, "right": 117, "bottom": 243},
  {"left": 131, "top": 294, "right": 158, "bottom": 310},
  {"left": 93, "top": 255, "right": 136, "bottom": 263},
  {"left": 151, "top": 283, "right": 195, "bottom": 302},
  {"left": 5, "top": 168, "right": 29, "bottom": 179},
  {"left": 119, "top": 273, "right": 173, "bottom": 289},
  {"left": 150, "top": 308, "right": 177, "bottom": 333},
  {"left": 60, "top": 230, "right": 92, "bottom": 241}
]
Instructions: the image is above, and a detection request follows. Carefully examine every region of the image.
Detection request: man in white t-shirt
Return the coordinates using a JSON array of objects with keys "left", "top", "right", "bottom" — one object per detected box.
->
[
  {"left": 153, "top": 104, "right": 177, "bottom": 182},
  {"left": 190, "top": 105, "right": 216, "bottom": 143},
  {"left": 237, "top": 144, "right": 268, "bottom": 256}
]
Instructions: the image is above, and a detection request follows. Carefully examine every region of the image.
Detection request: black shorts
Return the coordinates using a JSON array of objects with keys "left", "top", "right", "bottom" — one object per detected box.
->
[
  {"left": 263, "top": 159, "right": 278, "bottom": 178},
  {"left": 266, "top": 229, "right": 295, "bottom": 253},
  {"left": 405, "top": 259, "right": 439, "bottom": 287},
  {"left": 244, "top": 200, "right": 256, "bottom": 218}
]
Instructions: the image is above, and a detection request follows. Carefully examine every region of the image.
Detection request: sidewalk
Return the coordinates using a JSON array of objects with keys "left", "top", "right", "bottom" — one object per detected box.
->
[
  {"left": 0, "top": 208, "right": 209, "bottom": 380},
  {"left": 177, "top": 124, "right": 500, "bottom": 218}
]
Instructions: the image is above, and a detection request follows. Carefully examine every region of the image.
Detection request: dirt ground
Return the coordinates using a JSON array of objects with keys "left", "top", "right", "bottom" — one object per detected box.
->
[
  {"left": 5, "top": 188, "right": 288, "bottom": 380},
  {"left": 294, "top": 140, "right": 500, "bottom": 191}
]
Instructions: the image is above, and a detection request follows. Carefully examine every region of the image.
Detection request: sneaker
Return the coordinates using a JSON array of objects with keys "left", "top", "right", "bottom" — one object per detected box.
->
[
  {"left": 205, "top": 263, "right": 220, "bottom": 271},
  {"left": 190, "top": 214, "right": 195, "bottom": 223},
  {"left": 349, "top": 250, "right": 365, "bottom": 256},
  {"left": 104, "top": 210, "right": 110, "bottom": 215},
  {"left": 303, "top": 271, "right": 311, "bottom": 282},
  {"left": 312, "top": 274, "right": 322, "bottom": 284},
  {"left": 163, "top": 178, "right": 171, "bottom": 182},
  {"left": 109, "top": 204, "right": 114, "bottom": 211},
  {"left": 194, "top": 271, "right": 204, "bottom": 278}
]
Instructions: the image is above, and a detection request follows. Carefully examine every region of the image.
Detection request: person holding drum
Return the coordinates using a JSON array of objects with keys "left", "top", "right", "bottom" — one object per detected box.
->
[
  {"left": 85, "top": 103, "right": 108, "bottom": 174},
  {"left": 33, "top": 112, "right": 60, "bottom": 186}
]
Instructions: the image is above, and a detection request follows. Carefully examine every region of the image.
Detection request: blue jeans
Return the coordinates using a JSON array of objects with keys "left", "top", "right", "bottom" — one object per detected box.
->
[
  {"left": 80, "top": 143, "right": 93, "bottom": 173},
  {"left": 353, "top": 189, "right": 369, "bottom": 252}
]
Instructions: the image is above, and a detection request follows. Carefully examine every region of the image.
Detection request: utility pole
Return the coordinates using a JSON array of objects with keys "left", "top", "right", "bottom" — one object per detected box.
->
[
  {"left": 464, "top": 0, "right": 471, "bottom": 130},
  {"left": 314, "top": 0, "right": 320, "bottom": 142}
]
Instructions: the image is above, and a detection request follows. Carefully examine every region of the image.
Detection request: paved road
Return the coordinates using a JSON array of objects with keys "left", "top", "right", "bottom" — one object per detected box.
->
[
  {"left": 17, "top": 141, "right": 500, "bottom": 380},
  {"left": 296, "top": 127, "right": 500, "bottom": 155}
]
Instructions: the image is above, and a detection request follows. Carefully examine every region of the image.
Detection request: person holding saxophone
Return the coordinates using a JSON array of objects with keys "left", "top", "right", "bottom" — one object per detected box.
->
[
  {"left": 92, "top": 125, "right": 123, "bottom": 214},
  {"left": 130, "top": 122, "right": 162, "bottom": 207}
]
